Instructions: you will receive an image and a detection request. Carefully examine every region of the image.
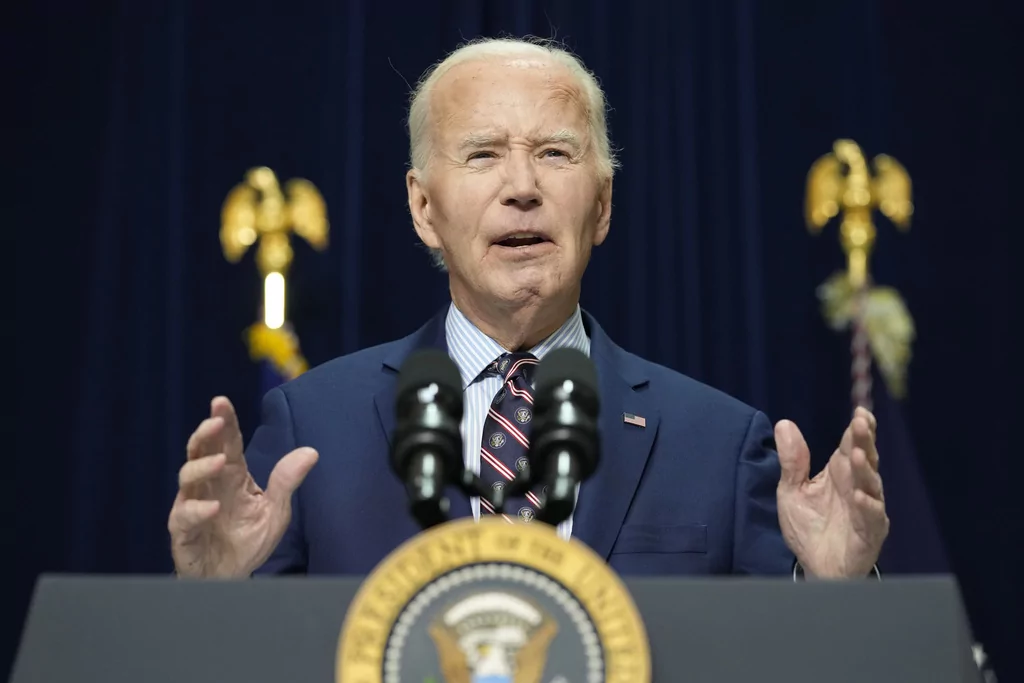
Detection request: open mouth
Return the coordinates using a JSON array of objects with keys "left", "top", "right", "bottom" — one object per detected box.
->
[{"left": 495, "top": 233, "right": 550, "bottom": 248}]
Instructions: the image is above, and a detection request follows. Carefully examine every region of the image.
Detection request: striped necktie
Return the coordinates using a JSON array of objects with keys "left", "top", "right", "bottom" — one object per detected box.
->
[{"left": 478, "top": 352, "right": 544, "bottom": 523}]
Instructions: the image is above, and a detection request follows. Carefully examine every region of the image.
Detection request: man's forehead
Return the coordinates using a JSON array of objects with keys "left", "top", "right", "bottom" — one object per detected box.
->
[
  {"left": 433, "top": 58, "right": 588, "bottom": 141},
  {"left": 440, "top": 54, "right": 569, "bottom": 85}
]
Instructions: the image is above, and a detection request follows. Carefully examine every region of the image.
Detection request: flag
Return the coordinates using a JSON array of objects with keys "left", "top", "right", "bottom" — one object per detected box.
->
[
  {"left": 260, "top": 357, "right": 288, "bottom": 394},
  {"left": 623, "top": 413, "right": 647, "bottom": 428},
  {"left": 818, "top": 273, "right": 950, "bottom": 574},
  {"left": 219, "top": 165, "right": 326, "bottom": 419},
  {"left": 870, "top": 363, "right": 950, "bottom": 573},
  {"left": 246, "top": 320, "right": 309, "bottom": 395}
]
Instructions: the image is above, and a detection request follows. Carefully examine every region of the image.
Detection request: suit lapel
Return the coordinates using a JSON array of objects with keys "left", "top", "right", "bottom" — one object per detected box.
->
[
  {"left": 571, "top": 313, "right": 659, "bottom": 560},
  {"left": 372, "top": 307, "right": 473, "bottom": 521}
]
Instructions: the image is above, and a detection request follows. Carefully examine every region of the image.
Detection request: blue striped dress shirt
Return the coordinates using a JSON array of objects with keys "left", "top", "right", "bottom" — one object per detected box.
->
[{"left": 445, "top": 301, "right": 591, "bottom": 541}]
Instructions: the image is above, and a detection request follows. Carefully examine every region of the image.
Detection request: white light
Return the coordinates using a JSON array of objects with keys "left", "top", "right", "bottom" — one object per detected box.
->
[
  {"left": 264, "top": 272, "right": 285, "bottom": 329},
  {"left": 417, "top": 383, "right": 440, "bottom": 403}
]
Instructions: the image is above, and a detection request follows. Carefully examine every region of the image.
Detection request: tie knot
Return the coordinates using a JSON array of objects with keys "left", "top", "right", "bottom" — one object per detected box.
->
[{"left": 485, "top": 352, "right": 538, "bottom": 382}]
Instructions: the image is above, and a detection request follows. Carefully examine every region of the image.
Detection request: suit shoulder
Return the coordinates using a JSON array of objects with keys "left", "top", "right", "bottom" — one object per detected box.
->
[
  {"left": 628, "top": 352, "right": 763, "bottom": 425},
  {"left": 273, "top": 339, "right": 398, "bottom": 401}
]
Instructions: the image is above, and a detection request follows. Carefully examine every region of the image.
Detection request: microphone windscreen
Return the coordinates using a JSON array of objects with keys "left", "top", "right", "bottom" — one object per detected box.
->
[
  {"left": 534, "top": 348, "right": 599, "bottom": 397},
  {"left": 396, "top": 349, "right": 464, "bottom": 403}
]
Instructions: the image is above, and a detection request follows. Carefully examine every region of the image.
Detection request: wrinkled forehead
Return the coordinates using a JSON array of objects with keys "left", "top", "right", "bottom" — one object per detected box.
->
[{"left": 431, "top": 57, "right": 590, "bottom": 145}]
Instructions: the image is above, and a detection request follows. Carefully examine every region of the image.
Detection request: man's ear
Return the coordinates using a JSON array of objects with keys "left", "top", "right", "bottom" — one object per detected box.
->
[
  {"left": 593, "top": 176, "right": 613, "bottom": 246},
  {"left": 407, "top": 169, "right": 440, "bottom": 249}
]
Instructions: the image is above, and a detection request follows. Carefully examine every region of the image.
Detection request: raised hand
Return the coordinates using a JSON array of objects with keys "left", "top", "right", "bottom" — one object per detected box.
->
[
  {"left": 168, "top": 396, "right": 318, "bottom": 578},
  {"left": 774, "top": 407, "right": 889, "bottom": 578}
]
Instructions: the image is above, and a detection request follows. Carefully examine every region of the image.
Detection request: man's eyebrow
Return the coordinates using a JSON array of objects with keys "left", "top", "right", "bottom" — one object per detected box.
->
[
  {"left": 537, "top": 130, "right": 582, "bottom": 149},
  {"left": 457, "top": 130, "right": 583, "bottom": 151},
  {"left": 458, "top": 133, "right": 506, "bottom": 151}
]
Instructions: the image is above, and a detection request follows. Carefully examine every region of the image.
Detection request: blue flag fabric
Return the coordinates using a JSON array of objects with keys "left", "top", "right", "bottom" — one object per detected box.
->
[
  {"left": 871, "top": 364, "right": 950, "bottom": 574},
  {"left": 261, "top": 360, "right": 288, "bottom": 394},
  {"left": 246, "top": 321, "right": 308, "bottom": 409}
]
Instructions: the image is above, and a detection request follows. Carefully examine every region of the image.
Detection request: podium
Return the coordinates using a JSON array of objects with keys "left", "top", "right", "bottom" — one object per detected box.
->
[{"left": 12, "top": 573, "right": 981, "bottom": 683}]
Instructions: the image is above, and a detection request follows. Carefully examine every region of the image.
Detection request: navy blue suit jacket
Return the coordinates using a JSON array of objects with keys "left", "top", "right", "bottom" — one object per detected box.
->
[{"left": 247, "top": 308, "right": 795, "bottom": 577}]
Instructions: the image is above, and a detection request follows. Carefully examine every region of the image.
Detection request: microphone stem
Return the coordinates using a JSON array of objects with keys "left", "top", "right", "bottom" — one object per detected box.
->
[
  {"left": 406, "top": 452, "right": 449, "bottom": 528},
  {"left": 538, "top": 450, "right": 579, "bottom": 526},
  {"left": 549, "top": 450, "right": 579, "bottom": 499}
]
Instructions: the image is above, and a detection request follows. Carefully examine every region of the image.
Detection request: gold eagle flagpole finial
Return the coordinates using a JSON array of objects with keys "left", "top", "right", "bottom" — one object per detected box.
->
[
  {"left": 220, "top": 166, "right": 329, "bottom": 379},
  {"left": 805, "top": 139, "right": 915, "bottom": 406}
]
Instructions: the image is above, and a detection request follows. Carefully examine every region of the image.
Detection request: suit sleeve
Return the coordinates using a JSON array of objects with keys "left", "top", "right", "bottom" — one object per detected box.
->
[
  {"left": 731, "top": 410, "right": 795, "bottom": 575},
  {"left": 245, "top": 387, "right": 308, "bottom": 575}
]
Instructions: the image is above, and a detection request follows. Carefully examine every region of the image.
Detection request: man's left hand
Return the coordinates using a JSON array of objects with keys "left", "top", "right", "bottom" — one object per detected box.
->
[{"left": 774, "top": 407, "right": 890, "bottom": 578}]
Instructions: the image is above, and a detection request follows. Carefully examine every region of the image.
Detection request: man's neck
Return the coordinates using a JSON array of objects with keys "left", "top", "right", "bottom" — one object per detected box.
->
[{"left": 450, "top": 288, "right": 578, "bottom": 352}]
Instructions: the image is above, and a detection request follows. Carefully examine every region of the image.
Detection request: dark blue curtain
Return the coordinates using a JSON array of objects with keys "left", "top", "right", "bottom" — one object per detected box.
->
[{"left": 14, "top": 0, "right": 1022, "bottom": 679}]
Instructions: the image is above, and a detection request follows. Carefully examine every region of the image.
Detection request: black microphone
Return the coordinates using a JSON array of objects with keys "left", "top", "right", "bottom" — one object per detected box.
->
[
  {"left": 390, "top": 349, "right": 465, "bottom": 529},
  {"left": 530, "top": 348, "right": 601, "bottom": 526}
]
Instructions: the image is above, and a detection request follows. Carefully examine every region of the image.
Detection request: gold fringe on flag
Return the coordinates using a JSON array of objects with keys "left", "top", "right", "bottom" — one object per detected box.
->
[{"left": 245, "top": 322, "right": 310, "bottom": 381}]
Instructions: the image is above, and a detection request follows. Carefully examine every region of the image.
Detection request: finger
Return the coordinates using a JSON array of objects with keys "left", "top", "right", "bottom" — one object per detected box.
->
[
  {"left": 851, "top": 448, "right": 883, "bottom": 500},
  {"left": 854, "top": 406, "right": 877, "bottom": 439},
  {"left": 852, "top": 489, "right": 890, "bottom": 536},
  {"left": 774, "top": 420, "right": 810, "bottom": 489},
  {"left": 837, "top": 410, "right": 876, "bottom": 461},
  {"left": 851, "top": 415, "right": 879, "bottom": 471},
  {"left": 266, "top": 447, "right": 319, "bottom": 509},
  {"left": 837, "top": 422, "right": 855, "bottom": 458},
  {"left": 185, "top": 417, "right": 226, "bottom": 462},
  {"left": 178, "top": 453, "right": 227, "bottom": 495},
  {"left": 168, "top": 498, "right": 220, "bottom": 535},
  {"left": 210, "top": 396, "right": 245, "bottom": 463}
]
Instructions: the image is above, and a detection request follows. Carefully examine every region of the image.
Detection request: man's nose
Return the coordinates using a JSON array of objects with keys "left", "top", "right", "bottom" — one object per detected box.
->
[{"left": 499, "top": 153, "right": 542, "bottom": 208}]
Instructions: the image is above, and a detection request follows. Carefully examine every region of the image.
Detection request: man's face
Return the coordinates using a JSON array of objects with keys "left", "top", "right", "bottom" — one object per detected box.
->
[{"left": 407, "top": 56, "right": 612, "bottom": 313}]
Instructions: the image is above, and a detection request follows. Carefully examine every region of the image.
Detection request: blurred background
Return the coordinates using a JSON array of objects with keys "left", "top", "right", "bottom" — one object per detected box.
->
[{"left": 12, "top": 0, "right": 1023, "bottom": 680}]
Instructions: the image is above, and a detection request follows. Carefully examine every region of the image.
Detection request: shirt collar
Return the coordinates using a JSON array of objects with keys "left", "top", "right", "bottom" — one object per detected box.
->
[{"left": 444, "top": 301, "right": 591, "bottom": 389}]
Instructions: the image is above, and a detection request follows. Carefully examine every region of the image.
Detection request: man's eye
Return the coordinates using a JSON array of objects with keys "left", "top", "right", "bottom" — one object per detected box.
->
[
  {"left": 469, "top": 151, "right": 496, "bottom": 160},
  {"left": 543, "top": 149, "right": 569, "bottom": 158}
]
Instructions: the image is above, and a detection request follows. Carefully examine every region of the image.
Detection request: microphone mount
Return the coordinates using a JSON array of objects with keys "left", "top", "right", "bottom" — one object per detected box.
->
[
  {"left": 391, "top": 349, "right": 498, "bottom": 530},
  {"left": 391, "top": 348, "right": 601, "bottom": 530}
]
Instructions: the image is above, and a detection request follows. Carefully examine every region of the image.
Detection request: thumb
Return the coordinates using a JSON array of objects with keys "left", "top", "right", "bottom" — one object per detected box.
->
[
  {"left": 266, "top": 447, "right": 319, "bottom": 508},
  {"left": 775, "top": 420, "right": 810, "bottom": 489}
]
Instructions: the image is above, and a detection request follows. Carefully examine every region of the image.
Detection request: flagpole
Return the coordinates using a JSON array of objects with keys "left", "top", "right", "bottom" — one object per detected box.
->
[
  {"left": 805, "top": 139, "right": 915, "bottom": 408},
  {"left": 807, "top": 140, "right": 996, "bottom": 681},
  {"left": 220, "top": 166, "right": 329, "bottom": 384},
  {"left": 850, "top": 287, "right": 873, "bottom": 411}
]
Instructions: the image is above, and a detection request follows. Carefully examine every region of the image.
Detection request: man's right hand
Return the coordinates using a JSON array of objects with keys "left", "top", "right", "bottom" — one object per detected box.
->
[{"left": 168, "top": 396, "right": 319, "bottom": 578}]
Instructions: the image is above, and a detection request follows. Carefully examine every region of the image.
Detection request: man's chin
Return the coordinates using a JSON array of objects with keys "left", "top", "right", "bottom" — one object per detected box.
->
[{"left": 490, "top": 272, "right": 575, "bottom": 309}]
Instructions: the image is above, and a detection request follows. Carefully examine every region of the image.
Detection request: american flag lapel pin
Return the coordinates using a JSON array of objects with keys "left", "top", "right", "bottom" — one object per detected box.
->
[{"left": 623, "top": 412, "right": 646, "bottom": 428}]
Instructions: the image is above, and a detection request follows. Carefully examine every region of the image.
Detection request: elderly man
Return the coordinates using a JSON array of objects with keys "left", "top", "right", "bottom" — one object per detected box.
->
[{"left": 169, "top": 37, "right": 888, "bottom": 579}]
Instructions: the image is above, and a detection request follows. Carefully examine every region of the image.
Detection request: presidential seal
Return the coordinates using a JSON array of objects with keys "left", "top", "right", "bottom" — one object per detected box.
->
[{"left": 336, "top": 517, "right": 650, "bottom": 683}]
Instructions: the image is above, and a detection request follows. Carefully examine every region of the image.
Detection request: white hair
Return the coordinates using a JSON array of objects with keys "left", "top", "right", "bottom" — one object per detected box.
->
[{"left": 406, "top": 36, "right": 619, "bottom": 270}]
